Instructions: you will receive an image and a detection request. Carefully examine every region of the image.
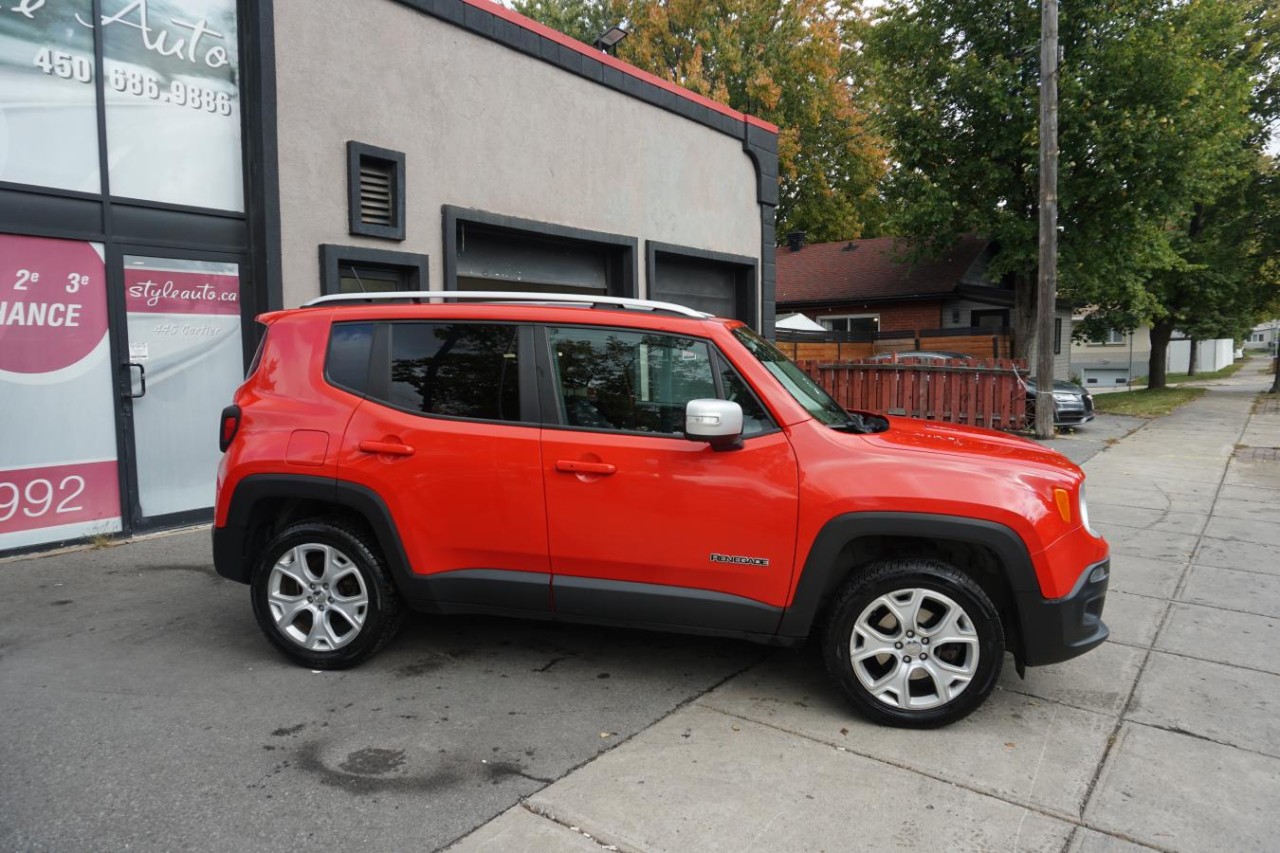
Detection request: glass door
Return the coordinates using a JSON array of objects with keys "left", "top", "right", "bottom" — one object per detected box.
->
[{"left": 117, "top": 251, "right": 245, "bottom": 528}]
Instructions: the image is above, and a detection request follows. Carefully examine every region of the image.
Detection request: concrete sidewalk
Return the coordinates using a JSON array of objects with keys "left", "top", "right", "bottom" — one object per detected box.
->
[{"left": 452, "top": 358, "right": 1280, "bottom": 853}]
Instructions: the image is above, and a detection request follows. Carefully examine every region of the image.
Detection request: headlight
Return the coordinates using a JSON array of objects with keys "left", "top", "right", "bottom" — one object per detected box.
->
[{"left": 1079, "top": 483, "right": 1100, "bottom": 538}]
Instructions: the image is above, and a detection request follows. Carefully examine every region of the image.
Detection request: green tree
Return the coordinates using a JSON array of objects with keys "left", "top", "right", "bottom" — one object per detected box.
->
[
  {"left": 511, "top": 0, "right": 620, "bottom": 46},
  {"left": 868, "top": 0, "right": 1274, "bottom": 364},
  {"left": 515, "top": 0, "right": 886, "bottom": 242}
]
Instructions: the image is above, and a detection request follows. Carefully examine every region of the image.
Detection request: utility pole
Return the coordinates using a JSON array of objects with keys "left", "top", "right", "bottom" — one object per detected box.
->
[{"left": 1035, "top": 0, "right": 1059, "bottom": 439}]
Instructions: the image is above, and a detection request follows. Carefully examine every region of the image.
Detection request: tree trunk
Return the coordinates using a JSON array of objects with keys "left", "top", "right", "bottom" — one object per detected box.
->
[
  {"left": 1187, "top": 338, "right": 1198, "bottom": 376},
  {"left": 1012, "top": 271, "right": 1037, "bottom": 364},
  {"left": 1148, "top": 318, "right": 1176, "bottom": 389}
]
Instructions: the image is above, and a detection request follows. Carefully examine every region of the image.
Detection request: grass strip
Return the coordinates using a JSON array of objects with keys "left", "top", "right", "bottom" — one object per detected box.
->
[
  {"left": 1094, "top": 386, "right": 1206, "bottom": 417},
  {"left": 1133, "top": 360, "right": 1245, "bottom": 386}
]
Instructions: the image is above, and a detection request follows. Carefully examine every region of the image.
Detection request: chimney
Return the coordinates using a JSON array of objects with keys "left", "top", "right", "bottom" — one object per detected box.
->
[{"left": 786, "top": 231, "right": 806, "bottom": 252}]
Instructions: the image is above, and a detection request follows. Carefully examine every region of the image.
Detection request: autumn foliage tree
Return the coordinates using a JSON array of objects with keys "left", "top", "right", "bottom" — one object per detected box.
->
[{"left": 513, "top": 0, "right": 886, "bottom": 242}]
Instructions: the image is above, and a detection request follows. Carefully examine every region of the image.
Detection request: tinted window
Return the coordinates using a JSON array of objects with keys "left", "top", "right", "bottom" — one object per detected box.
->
[
  {"left": 388, "top": 323, "right": 521, "bottom": 421},
  {"left": 326, "top": 323, "right": 374, "bottom": 394},
  {"left": 548, "top": 327, "right": 715, "bottom": 435}
]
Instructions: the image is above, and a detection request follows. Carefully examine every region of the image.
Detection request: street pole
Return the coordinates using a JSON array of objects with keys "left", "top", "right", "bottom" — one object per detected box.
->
[{"left": 1035, "top": 0, "right": 1059, "bottom": 438}]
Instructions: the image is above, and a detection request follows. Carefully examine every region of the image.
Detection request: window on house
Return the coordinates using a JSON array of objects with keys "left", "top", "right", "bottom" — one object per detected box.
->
[
  {"left": 1090, "top": 328, "right": 1125, "bottom": 345},
  {"left": 971, "top": 309, "right": 1009, "bottom": 330},
  {"left": 820, "top": 315, "right": 879, "bottom": 334},
  {"left": 347, "top": 142, "right": 406, "bottom": 240},
  {"left": 1054, "top": 318, "right": 1062, "bottom": 355}
]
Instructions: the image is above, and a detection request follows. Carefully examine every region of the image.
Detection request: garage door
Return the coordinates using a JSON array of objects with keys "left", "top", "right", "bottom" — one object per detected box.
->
[
  {"left": 1081, "top": 367, "right": 1130, "bottom": 387},
  {"left": 454, "top": 223, "right": 624, "bottom": 296},
  {"left": 650, "top": 251, "right": 754, "bottom": 323}
]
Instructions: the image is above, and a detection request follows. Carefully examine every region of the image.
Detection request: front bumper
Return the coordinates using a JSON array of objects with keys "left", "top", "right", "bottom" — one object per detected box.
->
[{"left": 1016, "top": 558, "right": 1109, "bottom": 666}]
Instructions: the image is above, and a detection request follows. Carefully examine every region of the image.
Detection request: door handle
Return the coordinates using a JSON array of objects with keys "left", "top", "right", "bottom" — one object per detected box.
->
[
  {"left": 124, "top": 362, "right": 146, "bottom": 399},
  {"left": 358, "top": 440, "right": 415, "bottom": 457},
  {"left": 555, "top": 460, "right": 616, "bottom": 475}
]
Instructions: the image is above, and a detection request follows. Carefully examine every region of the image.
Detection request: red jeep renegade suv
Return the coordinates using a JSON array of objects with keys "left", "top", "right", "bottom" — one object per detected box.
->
[{"left": 214, "top": 292, "right": 1109, "bottom": 727}]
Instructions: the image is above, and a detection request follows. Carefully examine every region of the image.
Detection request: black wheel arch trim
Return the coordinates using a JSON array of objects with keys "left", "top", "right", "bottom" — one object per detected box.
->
[
  {"left": 213, "top": 474, "right": 415, "bottom": 587},
  {"left": 779, "top": 512, "right": 1043, "bottom": 645}
]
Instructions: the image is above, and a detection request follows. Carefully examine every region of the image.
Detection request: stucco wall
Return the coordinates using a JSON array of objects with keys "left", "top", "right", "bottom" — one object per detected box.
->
[{"left": 271, "top": 0, "right": 761, "bottom": 309}]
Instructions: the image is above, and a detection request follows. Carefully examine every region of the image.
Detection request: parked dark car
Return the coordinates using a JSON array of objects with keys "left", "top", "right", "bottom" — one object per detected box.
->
[
  {"left": 865, "top": 350, "right": 973, "bottom": 363},
  {"left": 1024, "top": 378, "right": 1095, "bottom": 427}
]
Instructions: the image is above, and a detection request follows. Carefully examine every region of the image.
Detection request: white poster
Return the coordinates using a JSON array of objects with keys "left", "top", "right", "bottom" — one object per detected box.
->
[
  {"left": 101, "top": 0, "right": 243, "bottom": 210},
  {"left": 0, "top": 233, "right": 122, "bottom": 552},
  {"left": 0, "top": 0, "right": 102, "bottom": 192}
]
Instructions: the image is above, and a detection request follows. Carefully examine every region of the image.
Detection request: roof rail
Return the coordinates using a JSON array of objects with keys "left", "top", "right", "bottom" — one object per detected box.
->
[{"left": 301, "top": 290, "right": 713, "bottom": 319}]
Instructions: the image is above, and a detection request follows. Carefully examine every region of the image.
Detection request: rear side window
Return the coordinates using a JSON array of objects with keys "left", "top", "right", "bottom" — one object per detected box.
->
[
  {"left": 387, "top": 323, "right": 521, "bottom": 422},
  {"left": 326, "top": 322, "right": 375, "bottom": 395}
]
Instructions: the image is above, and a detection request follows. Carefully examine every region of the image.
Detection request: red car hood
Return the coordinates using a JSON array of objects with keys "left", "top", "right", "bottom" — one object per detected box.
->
[{"left": 857, "top": 414, "right": 1081, "bottom": 478}]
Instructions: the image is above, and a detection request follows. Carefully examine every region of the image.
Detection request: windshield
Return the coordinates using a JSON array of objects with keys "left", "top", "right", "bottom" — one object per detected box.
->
[{"left": 733, "top": 327, "right": 856, "bottom": 426}]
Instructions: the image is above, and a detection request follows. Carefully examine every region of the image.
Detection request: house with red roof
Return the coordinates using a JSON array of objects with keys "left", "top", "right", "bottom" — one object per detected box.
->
[{"left": 776, "top": 234, "right": 1074, "bottom": 379}]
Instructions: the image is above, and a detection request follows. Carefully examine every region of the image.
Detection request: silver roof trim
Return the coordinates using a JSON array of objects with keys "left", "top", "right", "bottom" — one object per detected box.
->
[{"left": 301, "top": 290, "right": 712, "bottom": 319}]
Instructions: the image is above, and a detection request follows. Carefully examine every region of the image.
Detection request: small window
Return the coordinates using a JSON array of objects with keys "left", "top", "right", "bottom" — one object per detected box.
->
[
  {"left": 548, "top": 327, "right": 716, "bottom": 435},
  {"left": 347, "top": 142, "right": 405, "bottom": 240},
  {"left": 821, "top": 315, "right": 879, "bottom": 334},
  {"left": 319, "top": 245, "right": 427, "bottom": 296},
  {"left": 1091, "top": 328, "right": 1125, "bottom": 345},
  {"left": 326, "top": 323, "right": 375, "bottom": 395},
  {"left": 1053, "top": 318, "right": 1062, "bottom": 355},
  {"left": 385, "top": 323, "right": 522, "bottom": 422}
]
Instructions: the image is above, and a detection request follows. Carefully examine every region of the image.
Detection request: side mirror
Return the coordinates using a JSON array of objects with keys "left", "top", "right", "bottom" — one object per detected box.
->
[{"left": 685, "top": 399, "right": 744, "bottom": 451}]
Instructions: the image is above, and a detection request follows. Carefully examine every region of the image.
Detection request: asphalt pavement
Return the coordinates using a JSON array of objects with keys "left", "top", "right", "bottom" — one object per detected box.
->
[{"left": 3, "top": 358, "right": 1277, "bottom": 852}]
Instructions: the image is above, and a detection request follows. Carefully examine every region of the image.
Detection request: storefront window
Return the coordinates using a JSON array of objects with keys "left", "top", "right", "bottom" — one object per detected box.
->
[
  {"left": 0, "top": 0, "right": 102, "bottom": 192},
  {"left": 100, "top": 0, "right": 243, "bottom": 210},
  {"left": 0, "top": 234, "right": 121, "bottom": 551}
]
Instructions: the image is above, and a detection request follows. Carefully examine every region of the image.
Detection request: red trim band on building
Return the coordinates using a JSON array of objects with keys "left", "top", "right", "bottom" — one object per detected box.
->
[{"left": 465, "top": 0, "right": 779, "bottom": 134}]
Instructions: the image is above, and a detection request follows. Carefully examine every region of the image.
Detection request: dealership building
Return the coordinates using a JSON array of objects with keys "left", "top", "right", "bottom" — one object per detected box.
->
[{"left": 0, "top": 0, "right": 779, "bottom": 554}]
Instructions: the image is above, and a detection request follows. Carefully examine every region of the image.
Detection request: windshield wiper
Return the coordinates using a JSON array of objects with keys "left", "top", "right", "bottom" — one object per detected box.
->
[{"left": 832, "top": 411, "right": 889, "bottom": 434}]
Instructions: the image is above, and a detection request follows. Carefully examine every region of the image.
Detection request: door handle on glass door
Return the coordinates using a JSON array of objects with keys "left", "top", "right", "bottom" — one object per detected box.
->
[
  {"left": 358, "top": 440, "right": 415, "bottom": 457},
  {"left": 124, "top": 362, "right": 146, "bottom": 399},
  {"left": 555, "top": 460, "right": 616, "bottom": 475}
]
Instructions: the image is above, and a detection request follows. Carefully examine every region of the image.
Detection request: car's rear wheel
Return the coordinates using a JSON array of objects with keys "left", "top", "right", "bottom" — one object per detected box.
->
[
  {"left": 250, "top": 519, "right": 403, "bottom": 669},
  {"left": 823, "top": 558, "right": 1003, "bottom": 727}
]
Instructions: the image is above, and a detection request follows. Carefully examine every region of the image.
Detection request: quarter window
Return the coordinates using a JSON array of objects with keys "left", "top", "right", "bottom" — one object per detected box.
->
[{"left": 386, "top": 323, "right": 522, "bottom": 422}]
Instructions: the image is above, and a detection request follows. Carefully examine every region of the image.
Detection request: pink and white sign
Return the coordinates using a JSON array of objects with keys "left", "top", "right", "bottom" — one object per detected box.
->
[
  {"left": 0, "top": 234, "right": 109, "bottom": 374},
  {"left": 0, "top": 460, "right": 121, "bottom": 537},
  {"left": 124, "top": 268, "right": 240, "bottom": 315},
  {"left": 0, "top": 234, "right": 121, "bottom": 552}
]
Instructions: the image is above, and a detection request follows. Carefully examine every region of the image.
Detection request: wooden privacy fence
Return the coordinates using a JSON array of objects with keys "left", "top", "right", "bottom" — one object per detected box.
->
[
  {"left": 775, "top": 331, "right": 1012, "bottom": 364},
  {"left": 797, "top": 358, "right": 1029, "bottom": 431}
]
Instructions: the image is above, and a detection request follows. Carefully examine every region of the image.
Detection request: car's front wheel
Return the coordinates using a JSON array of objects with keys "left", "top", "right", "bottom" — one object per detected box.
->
[
  {"left": 250, "top": 519, "right": 403, "bottom": 668},
  {"left": 823, "top": 558, "right": 1003, "bottom": 727}
]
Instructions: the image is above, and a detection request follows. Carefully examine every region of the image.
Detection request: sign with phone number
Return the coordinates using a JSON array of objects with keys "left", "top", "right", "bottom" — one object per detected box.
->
[{"left": 0, "top": 461, "right": 121, "bottom": 536}]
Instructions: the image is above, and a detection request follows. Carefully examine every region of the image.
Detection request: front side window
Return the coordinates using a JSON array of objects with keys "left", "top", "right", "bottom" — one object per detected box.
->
[
  {"left": 548, "top": 327, "right": 716, "bottom": 435},
  {"left": 385, "top": 323, "right": 521, "bottom": 422}
]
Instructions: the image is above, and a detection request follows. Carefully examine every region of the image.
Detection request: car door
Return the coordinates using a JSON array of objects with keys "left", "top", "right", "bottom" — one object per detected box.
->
[
  {"left": 539, "top": 324, "right": 799, "bottom": 634},
  {"left": 335, "top": 320, "right": 551, "bottom": 612}
]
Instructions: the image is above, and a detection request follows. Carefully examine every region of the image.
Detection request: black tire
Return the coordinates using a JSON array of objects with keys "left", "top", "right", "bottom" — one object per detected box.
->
[
  {"left": 250, "top": 519, "right": 404, "bottom": 669},
  {"left": 822, "top": 558, "right": 1003, "bottom": 728}
]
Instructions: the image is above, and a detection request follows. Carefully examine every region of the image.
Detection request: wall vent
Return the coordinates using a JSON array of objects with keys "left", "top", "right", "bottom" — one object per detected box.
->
[{"left": 347, "top": 142, "right": 405, "bottom": 240}]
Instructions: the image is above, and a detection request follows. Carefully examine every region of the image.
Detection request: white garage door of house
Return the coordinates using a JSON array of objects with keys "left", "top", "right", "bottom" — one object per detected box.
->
[{"left": 1081, "top": 367, "right": 1130, "bottom": 387}]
